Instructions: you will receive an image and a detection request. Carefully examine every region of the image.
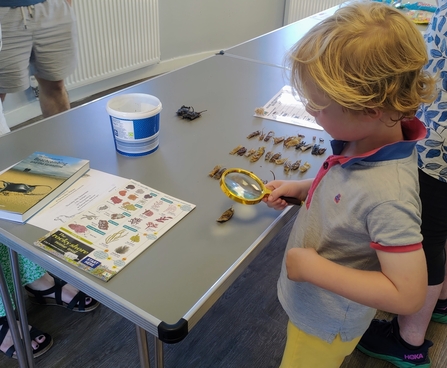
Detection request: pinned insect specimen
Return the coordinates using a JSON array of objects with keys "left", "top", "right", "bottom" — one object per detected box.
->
[
  {"left": 275, "top": 158, "right": 288, "bottom": 165},
  {"left": 230, "top": 145, "right": 244, "bottom": 155},
  {"left": 259, "top": 131, "right": 266, "bottom": 140},
  {"left": 264, "top": 130, "right": 275, "bottom": 142},
  {"left": 235, "top": 147, "right": 247, "bottom": 156},
  {"left": 291, "top": 160, "right": 302, "bottom": 170},
  {"left": 299, "top": 162, "right": 311, "bottom": 173},
  {"left": 311, "top": 144, "right": 327, "bottom": 155},
  {"left": 284, "top": 161, "right": 292, "bottom": 173},
  {"left": 269, "top": 152, "right": 282, "bottom": 163},
  {"left": 295, "top": 141, "right": 306, "bottom": 150},
  {"left": 176, "top": 105, "right": 192, "bottom": 116},
  {"left": 250, "top": 147, "right": 266, "bottom": 162},
  {"left": 265, "top": 151, "right": 273, "bottom": 161},
  {"left": 254, "top": 107, "right": 266, "bottom": 115},
  {"left": 273, "top": 136, "right": 285, "bottom": 145},
  {"left": 176, "top": 105, "right": 206, "bottom": 120},
  {"left": 247, "top": 130, "right": 261, "bottom": 139},
  {"left": 284, "top": 136, "right": 302, "bottom": 148},
  {"left": 209, "top": 165, "right": 222, "bottom": 177},
  {"left": 213, "top": 167, "right": 227, "bottom": 180},
  {"left": 299, "top": 143, "right": 313, "bottom": 152},
  {"left": 244, "top": 148, "right": 256, "bottom": 157},
  {"left": 319, "top": 138, "right": 325, "bottom": 143},
  {"left": 217, "top": 206, "right": 234, "bottom": 223}
]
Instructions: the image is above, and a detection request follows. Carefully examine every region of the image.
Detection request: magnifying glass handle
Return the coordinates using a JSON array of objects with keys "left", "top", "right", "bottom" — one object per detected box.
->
[{"left": 279, "top": 196, "right": 302, "bottom": 206}]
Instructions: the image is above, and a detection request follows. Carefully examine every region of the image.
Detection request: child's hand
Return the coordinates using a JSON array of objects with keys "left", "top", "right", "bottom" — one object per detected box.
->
[
  {"left": 285, "top": 247, "right": 319, "bottom": 282},
  {"left": 262, "top": 179, "right": 313, "bottom": 210}
]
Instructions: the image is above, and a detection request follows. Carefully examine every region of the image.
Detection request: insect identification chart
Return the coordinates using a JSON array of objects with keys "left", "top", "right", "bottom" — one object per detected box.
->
[
  {"left": 35, "top": 179, "right": 195, "bottom": 281},
  {"left": 255, "top": 85, "right": 323, "bottom": 131}
]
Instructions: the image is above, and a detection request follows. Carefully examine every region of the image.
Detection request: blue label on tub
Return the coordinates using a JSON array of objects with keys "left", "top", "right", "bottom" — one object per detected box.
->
[{"left": 134, "top": 115, "right": 160, "bottom": 139}]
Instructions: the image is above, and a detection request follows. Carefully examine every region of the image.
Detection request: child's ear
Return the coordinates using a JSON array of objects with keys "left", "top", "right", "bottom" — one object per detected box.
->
[{"left": 363, "top": 107, "right": 382, "bottom": 119}]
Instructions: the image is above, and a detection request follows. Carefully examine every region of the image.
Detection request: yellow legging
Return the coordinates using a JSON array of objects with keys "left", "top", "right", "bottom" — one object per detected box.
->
[{"left": 280, "top": 320, "right": 361, "bottom": 368}]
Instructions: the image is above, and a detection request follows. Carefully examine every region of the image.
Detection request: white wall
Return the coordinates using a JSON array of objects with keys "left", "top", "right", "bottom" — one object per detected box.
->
[{"left": 3, "top": 0, "right": 285, "bottom": 127}]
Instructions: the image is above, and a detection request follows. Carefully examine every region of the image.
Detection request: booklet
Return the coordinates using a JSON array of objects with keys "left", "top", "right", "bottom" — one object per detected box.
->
[
  {"left": 0, "top": 152, "right": 89, "bottom": 222},
  {"left": 34, "top": 177, "right": 195, "bottom": 281}
]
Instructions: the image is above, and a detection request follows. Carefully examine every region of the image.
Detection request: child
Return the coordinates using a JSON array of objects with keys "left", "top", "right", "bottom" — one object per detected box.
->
[{"left": 262, "top": 2, "right": 437, "bottom": 367}]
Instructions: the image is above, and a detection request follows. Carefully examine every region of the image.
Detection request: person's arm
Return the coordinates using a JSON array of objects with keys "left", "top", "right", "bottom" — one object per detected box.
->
[
  {"left": 285, "top": 247, "right": 427, "bottom": 315},
  {"left": 262, "top": 179, "right": 314, "bottom": 210}
]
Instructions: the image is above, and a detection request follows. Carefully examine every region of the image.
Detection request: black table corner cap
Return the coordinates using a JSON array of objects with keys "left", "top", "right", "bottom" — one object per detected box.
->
[{"left": 157, "top": 318, "right": 189, "bottom": 344}]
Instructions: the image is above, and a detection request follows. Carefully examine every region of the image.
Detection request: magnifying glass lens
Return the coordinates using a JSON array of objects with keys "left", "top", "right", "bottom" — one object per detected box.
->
[{"left": 224, "top": 172, "right": 263, "bottom": 200}]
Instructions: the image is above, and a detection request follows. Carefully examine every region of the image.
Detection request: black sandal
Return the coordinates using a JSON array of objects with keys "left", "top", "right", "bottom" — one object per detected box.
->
[
  {"left": 25, "top": 274, "right": 99, "bottom": 313},
  {"left": 0, "top": 316, "right": 53, "bottom": 359}
]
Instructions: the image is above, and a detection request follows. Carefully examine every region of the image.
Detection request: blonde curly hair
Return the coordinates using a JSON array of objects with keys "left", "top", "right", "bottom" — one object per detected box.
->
[{"left": 288, "top": 1, "right": 437, "bottom": 119}]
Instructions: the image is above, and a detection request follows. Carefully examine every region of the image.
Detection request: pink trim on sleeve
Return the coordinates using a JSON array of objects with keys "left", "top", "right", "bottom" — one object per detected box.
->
[{"left": 370, "top": 242, "right": 422, "bottom": 253}]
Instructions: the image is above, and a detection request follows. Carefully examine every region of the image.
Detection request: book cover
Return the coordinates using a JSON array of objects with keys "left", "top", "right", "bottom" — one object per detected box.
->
[
  {"left": 0, "top": 152, "right": 90, "bottom": 222},
  {"left": 35, "top": 179, "right": 195, "bottom": 281}
]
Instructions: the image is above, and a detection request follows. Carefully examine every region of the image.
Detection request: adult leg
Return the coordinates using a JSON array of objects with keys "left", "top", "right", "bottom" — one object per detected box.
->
[
  {"left": 0, "top": 245, "right": 52, "bottom": 358},
  {"left": 34, "top": 77, "right": 70, "bottom": 118}
]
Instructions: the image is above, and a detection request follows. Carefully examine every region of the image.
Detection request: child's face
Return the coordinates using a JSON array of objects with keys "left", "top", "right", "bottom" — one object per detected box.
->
[{"left": 303, "top": 79, "right": 374, "bottom": 143}]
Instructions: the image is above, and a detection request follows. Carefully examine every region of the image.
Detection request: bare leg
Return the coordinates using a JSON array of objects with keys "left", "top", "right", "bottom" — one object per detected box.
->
[
  {"left": 397, "top": 284, "right": 442, "bottom": 346},
  {"left": 26, "top": 272, "right": 93, "bottom": 306},
  {"left": 34, "top": 76, "right": 70, "bottom": 118}
]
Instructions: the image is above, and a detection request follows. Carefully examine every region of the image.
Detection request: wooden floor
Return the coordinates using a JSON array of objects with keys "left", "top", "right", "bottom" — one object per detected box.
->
[{"left": 1, "top": 215, "right": 447, "bottom": 368}]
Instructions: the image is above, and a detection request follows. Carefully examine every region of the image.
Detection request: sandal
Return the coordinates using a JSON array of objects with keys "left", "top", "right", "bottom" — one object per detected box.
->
[
  {"left": 25, "top": 274, "right": 99, "bottom": 313},
  {"left": 0, "top": 316, "right": 53, "bottom": 359}
]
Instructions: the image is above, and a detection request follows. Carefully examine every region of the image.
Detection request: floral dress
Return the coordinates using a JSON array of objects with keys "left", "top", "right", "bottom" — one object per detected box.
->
[
  {"left": 416, "top": 0, "right": 447, "bottom": 181},
  {"left": 0, "top": 245, "right": 46, "bottom": 317}
]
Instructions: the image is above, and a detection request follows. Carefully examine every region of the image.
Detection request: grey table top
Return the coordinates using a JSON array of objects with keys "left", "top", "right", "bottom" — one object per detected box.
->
[{"left": 0, "top": 54, "right": 332, "bottom": 341}]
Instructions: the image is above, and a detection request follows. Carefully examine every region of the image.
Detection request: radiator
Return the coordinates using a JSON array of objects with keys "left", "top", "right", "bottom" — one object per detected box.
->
[
  {"left": 66, "top": 0, "right": 160, "bottom": 90},
  {"left": 284, "top": 0, "right": 345, "bottom": 25}
]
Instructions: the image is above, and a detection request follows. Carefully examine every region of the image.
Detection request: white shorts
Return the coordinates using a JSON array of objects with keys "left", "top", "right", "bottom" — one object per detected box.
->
[{"left": 0, "top": 0, "right": 77, "bottom": 93}]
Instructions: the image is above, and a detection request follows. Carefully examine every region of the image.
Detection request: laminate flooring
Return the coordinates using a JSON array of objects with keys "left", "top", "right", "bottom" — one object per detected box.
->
[{"left": 1, "top": 214, "right": 447, "bottom": 368}]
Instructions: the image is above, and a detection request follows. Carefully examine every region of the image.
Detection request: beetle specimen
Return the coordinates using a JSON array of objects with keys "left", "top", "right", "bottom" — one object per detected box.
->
[
  {"left": 275, "top": 158, "right": 288, "bottom": 165},
  {"left": 291, "top": 160, "right": 302, "bottom": 170},
  {"left": 235, "top": 147, "right": 247, "bottom": 156},
  {"left": 265, "top": 151, "right": 273, "bottom": 161},
  {"left": 269, "top": 152, "right": 282, "bottom": 163},
  {"left": 209, "top": 165, "right": 222, "bottom": 177},
  {"left": 244, "top": 148, "right": 256, "bottom": 157},
  {"left": 217, "top": 206, "right": 234, "bottom": 223},
  {"left": 299, "top": 143, "right": 313, "bottom": 152},
  {"left": 229, "top": 145, "right": 244, "bottom": 155},
  {"left": 250, "top": 147, "right": 266, "bottom": 162},
  {"left": 176, "top": 105, "right": 206, "bottom": 120},
  {"left": 273, "top": 136, "right": 285, "bottom": 145},
  {"left": 311, "top": 144, "right": 327, "bottom": 155},
  {"left": 213, "top": 167, "right": 227, "bottom": 180},
  {"left": 284, "top": 160, "right": 292, "bottom": 173},
  {"left": 247, "top": 130, "right": 262, "bottom": 139},
  {"left": 264, "top": 130, "right": 275, "bottom": 142},
  {"left": 299, "top": 162, "right": 311, "bottom": 173},
  {"left": 284, "top": 136, "right": 302, "bottom": 148}
]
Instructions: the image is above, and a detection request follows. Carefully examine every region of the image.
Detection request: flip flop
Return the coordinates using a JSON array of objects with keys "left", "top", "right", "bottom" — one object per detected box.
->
[
  {"left": 0, "top": 316, "right": 53, "bottom": 359},
  {"left": 25, "top": 274, "right": 99, "bottom": 313}
]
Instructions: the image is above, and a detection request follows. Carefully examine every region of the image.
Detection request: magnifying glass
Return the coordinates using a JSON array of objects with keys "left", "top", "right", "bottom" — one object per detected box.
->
[{"left": 220, "top": 168, "right": 302, "bottom": 205}]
